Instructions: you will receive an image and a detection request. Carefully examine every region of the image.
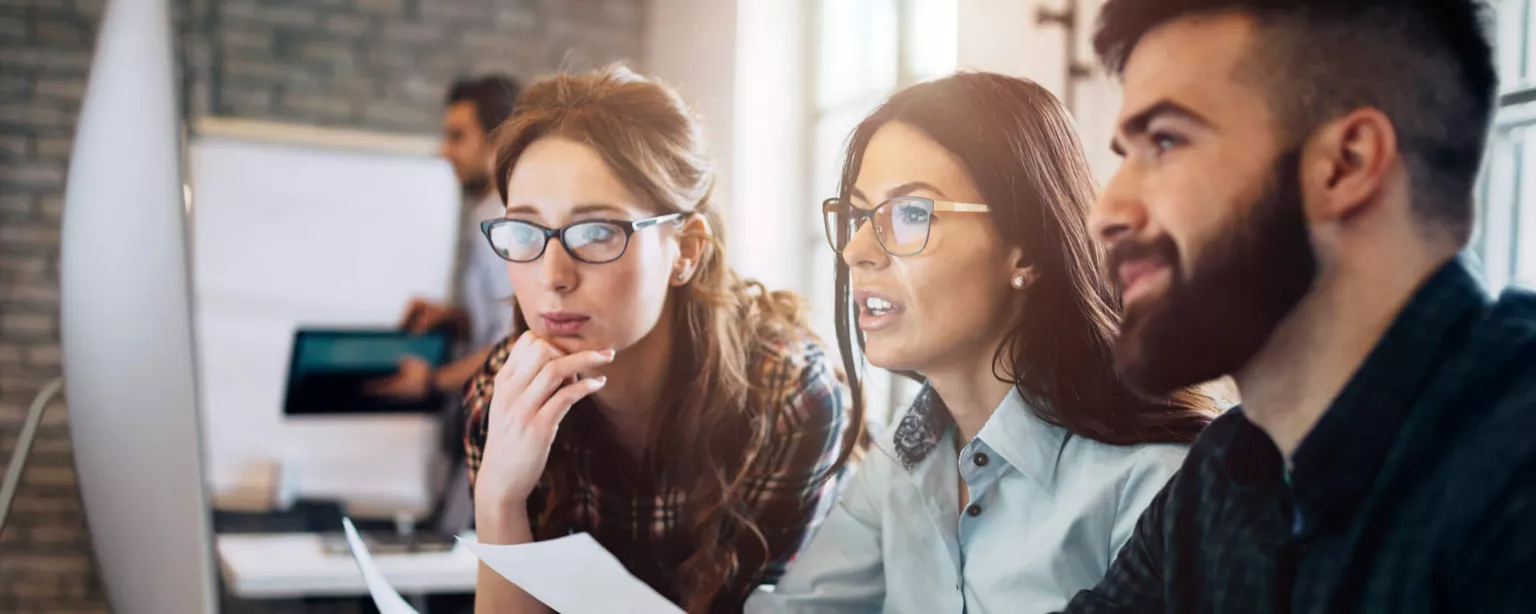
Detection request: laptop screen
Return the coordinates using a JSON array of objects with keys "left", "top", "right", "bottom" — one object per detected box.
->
[{"left": 283, "top": 329, "right": 452, "bottom": 416}]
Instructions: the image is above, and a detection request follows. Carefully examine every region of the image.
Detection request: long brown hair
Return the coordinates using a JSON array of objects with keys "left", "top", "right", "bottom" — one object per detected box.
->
[
  {"left": 834, "top": 72, "right": 1216, "bottom": 445},
  {"left": 491, "top": 65, "right": 863, "bottom": 612}
]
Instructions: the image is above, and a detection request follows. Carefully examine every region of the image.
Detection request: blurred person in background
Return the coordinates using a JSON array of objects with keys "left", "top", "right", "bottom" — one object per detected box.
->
[
  {"left": 747, "top": 72, "right": 1218, "bottom": 614},
  {"left": 463, "top": 65, "right": 859, "bottom": 614},
  {"left": 371, "top": 74, "right": 522, "bottom": 406},
  {"left": 369, "top": 74, "right": 522, "bottom": 546}
]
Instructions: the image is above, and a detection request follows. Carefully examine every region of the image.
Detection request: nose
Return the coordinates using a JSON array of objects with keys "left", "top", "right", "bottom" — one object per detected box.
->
[
  {"left": 841, "top": 214, "right": 889, "bottom": 270},
  {"left": 536, "top": 238, "right": 579, "bottom": 294},
  {"left": 1090, "top": 165, "right": 1148, "bottom": 250},
  {"left": 437, "top": 140, "right": 452, "bottom": 161}
]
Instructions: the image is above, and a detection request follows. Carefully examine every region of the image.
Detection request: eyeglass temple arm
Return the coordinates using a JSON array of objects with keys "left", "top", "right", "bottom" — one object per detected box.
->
[
  {"left": 933, "top": 201, "right": 990, "bottom": 213},
  {"left": 631, "top": 212, "right": 687, "bottom": 231},
  {"left": 832, "top": 199, "right": 989, "bottom": 213}
]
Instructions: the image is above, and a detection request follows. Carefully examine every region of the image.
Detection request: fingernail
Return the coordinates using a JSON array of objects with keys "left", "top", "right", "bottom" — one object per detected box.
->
[
  {"left": 599, "top": 349, "right": 616, "bottom": 359},
  {"left": 591, "top": 376, "right": 608, "bottom": 387}
]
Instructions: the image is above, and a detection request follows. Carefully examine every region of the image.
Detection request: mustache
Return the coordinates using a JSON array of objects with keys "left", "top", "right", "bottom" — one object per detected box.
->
[{"left": 1105, "top": 235, "right": 1180, "bottom": 284}]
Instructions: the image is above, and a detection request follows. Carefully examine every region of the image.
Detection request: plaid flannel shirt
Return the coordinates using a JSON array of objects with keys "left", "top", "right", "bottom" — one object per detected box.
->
[{"left": 464, "top": 328, "right": 852, "bottom": 613}]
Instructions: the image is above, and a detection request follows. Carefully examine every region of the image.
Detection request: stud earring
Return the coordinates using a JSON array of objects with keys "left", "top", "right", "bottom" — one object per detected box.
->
[
  {"left": 1012, "top": 274, "right": 1026, "bottom": 289},
  {"left": 676, "top": 271, "right": 687, "bottom": 282}
]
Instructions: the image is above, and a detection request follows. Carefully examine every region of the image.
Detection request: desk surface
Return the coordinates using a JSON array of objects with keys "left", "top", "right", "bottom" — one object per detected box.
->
[{"left": 217, "top": 532, "right": 479, "bottom": 599}]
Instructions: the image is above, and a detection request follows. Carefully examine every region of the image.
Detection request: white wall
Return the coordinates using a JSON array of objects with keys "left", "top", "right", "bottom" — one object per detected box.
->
[
  {"left": 959, "top": 0, "right": 1122, "bottom": 183},
  {"left": 645, "top": 0, "right": 812, "bottom": 296},
  {"left": 644, "top": 0, "right": 739, "bottom": 220},
  {"left": 959, "top": 0, "right": 1066, "bottom": 90},
  {"left": 731, "top": 0, "right": 809, "bottom": 294}
]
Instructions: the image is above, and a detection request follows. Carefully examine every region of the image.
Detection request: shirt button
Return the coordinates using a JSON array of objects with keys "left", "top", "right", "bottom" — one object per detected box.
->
[
  {"left": 972, "top": 452, "right": 989, "bottom": 467},
  {"left": 966, "top": 504, "right": 982, "bottom": 517}
]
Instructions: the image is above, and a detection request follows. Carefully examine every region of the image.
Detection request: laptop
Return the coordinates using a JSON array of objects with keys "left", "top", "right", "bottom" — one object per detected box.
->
[{"left": 282, "top": 328, "right": 452, "bottom": 416}]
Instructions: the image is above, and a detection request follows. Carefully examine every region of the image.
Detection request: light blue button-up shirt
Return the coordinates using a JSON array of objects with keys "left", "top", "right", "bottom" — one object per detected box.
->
[{"left": 746, "top": 387, "right": 1187, "bottom": 614}]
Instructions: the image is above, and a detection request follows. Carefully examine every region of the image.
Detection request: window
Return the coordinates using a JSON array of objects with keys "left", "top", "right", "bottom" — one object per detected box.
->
[
  {"left": 807, "top": 0, "right": 957, "bottom": 427},
  {"left": 1478, "top": 0, "right": 1536, "bottom": 291}
]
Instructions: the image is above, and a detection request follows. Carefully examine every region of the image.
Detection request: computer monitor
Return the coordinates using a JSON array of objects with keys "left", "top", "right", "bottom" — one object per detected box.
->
[
  {"left": 59, "top": 1, "right": 218, "bottom": 612},
  {"left": 283, "top": 329, "right": 452, "bottom": 416}
]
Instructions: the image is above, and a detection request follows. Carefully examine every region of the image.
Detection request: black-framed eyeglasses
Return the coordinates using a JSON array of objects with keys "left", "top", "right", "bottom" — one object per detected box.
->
[
  {"left": 480, "top": 213, "right": 686, "bottom": 264},
  {"left": 822, "top": 196, "right": 990, "bottom": 256}
]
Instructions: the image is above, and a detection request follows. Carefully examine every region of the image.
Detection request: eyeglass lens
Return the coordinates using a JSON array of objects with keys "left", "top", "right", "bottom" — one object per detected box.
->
[
  {"left": 824, "top": 197, "right": 934, "bottom": 256},
  {"left": 487, "top": 220, "right": 628, "bottom": 263}
]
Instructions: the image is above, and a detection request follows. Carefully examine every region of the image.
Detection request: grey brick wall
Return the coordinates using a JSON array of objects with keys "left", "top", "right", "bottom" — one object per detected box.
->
[
  {"left": 195, "top": 0, "right": 646, "bottom": 133},
  {"left": 0, "top": 0, "right": 645, "bottom": 612},
  {"left": 0, "top": 0, "right": 109, "bottom": 610}
]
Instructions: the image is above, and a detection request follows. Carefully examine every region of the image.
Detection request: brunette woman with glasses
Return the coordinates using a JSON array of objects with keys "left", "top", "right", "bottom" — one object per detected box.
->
[
  {"left": 747, "top": 72, "right": 1220, "bottom": 613},
  {"left": 462, "top": 66, "right": 859, "bottom": 614}
]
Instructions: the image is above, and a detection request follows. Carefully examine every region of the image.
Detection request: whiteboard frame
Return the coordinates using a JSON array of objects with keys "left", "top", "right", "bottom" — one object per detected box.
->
[{"left": 192, "top": 116, "right": 441, "bottom": 158}]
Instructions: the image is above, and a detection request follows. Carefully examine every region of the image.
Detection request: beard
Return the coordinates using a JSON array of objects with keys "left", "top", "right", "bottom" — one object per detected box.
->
[
  {"left": 1109, "top": 149, "right": 1318, "bottom": 396},
  {"left": 460, "top": 173, "right": 490, "bottom": 198}
]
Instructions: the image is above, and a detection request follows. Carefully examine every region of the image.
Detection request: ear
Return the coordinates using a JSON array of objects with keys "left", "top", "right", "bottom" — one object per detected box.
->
[
  {"left": 1302, "top": 108, "right": 1399, "bottom": 224},
  {"left": 1011, "top": 266, "right": 1040, "bottom": 290},
  {"left": 672, "top": 214, "right": 711, "bottom": 285},
  {"left": 1006, "top": 247, "right": 1039, "bottom": 289}
]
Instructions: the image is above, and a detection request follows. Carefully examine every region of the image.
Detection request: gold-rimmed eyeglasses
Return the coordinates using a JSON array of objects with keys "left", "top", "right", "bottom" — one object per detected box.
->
[{"left": 822, "top": 197, "right": 990, "bottom": 256}]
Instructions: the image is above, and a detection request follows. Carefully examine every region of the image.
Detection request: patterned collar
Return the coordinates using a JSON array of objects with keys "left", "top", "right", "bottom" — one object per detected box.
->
[
  {"left": 889, "top": 384, "right": 1070, "bottom": 488},
  {"left": 891, "top": 386, "right": 953, "bottom": 470}
]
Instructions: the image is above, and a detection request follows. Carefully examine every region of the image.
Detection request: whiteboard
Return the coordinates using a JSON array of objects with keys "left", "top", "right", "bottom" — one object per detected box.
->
[{"left": 188, "top": 121, "right": 460, "bottom": 517}]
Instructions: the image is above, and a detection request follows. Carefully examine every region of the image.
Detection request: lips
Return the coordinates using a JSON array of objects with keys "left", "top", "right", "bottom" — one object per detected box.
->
[
  {"left": 540, "top": 311, "right": 591, "bottom": 336},
  {"left": 1107, "top": 235, "right": 1179, "bottom": 306},
  {"left": 1118, "top": 259, "right": 1170, "bottom": 306},
  {"left": 852, "top": 288, "right": 904, "bottom": 332}
]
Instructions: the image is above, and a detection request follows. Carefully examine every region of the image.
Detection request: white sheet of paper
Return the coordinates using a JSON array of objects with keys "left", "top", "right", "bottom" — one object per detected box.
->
[
  {"left": 340, "top": 517, "right": 421, "bottom": 614},
  {"left": 460, "top": 533, "right": 684, "bottom": 614}
]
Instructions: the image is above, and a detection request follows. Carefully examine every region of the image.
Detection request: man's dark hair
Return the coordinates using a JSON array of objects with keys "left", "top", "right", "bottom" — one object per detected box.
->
[
  {"left": 446, "top": 74, "right": 523, "bottom": 134},
  {"left": 1094, "top": 0, "right": 1498, "bottom": 242}
]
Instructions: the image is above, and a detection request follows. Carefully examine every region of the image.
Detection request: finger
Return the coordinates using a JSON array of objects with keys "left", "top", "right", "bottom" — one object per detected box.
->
[
  {"left": 535, "top": 376, "right": 607, "bottom": 433},
  {"left": 407, "top": 318, "right": 431, "bottom": 335},
  {"left": 399, "top": 298, "right": 424, "bottom": 328},
  {"left": 507, "top": 331, "right": 536, "bottom": 359},
  {"left": 413, "top": 304, "right": 447, "bottom": 334},
  {"left": 362, "top": 376, "right": 398, "bottom": 396},
  {"left": 489, "top": 338, "right": 568, "bottom": 432},
  {"left": 494, "top": 334, "right": 541, "bottom": 383},
  {"left": 495, "top": 337, "right": 562, "bottom": 397},
  {"left": 510, "top": 332, "right": 562, "bottom": 365},
  {"left": 517, "top": 350, "right": 615, "bottom": 415}
]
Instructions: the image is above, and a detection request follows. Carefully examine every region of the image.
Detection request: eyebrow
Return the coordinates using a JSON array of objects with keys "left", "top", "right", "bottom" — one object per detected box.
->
[
  {"left": 1109, "top": 100, "right": 1213, "bottom": 156},
  {"left": 850, "top": 181, "right": 950, "bottom": 204},
  {"left": 503, "top": 203, "right": 631, "bottom": 219}
]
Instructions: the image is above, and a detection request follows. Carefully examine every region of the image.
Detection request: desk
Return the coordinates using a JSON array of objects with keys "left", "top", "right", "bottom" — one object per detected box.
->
[{"left": 216, "top": 532, "right": 479, "bottom": 599}]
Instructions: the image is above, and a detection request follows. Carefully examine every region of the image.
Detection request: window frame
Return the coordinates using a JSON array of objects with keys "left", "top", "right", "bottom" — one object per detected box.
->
[
  {"left": 805, "top": 0, "right": 955, "bottom": 426},
  {"left": 1477, "top": 0, "right": 1536, "bottom": 292}
]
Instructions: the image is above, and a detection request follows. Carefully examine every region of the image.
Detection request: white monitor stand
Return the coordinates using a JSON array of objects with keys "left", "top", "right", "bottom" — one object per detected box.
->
[{"left": 58, "top": 0, "right": 218, "bottom": 612}]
